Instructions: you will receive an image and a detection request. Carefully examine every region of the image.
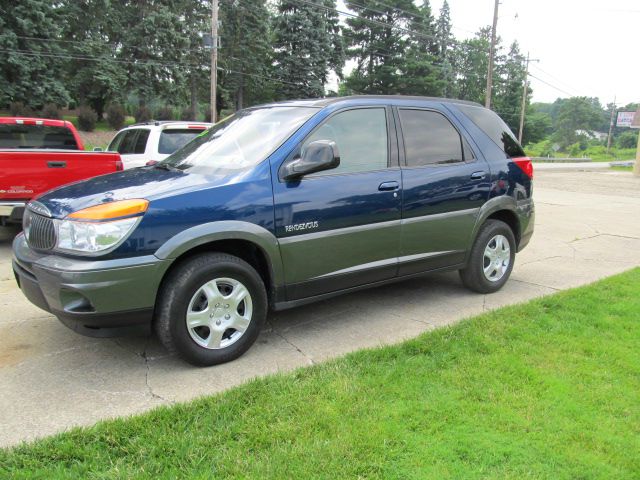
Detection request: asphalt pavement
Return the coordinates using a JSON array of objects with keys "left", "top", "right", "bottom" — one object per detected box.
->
[{"left": 1, "top": 169, "right": 639, "bottom": 447}]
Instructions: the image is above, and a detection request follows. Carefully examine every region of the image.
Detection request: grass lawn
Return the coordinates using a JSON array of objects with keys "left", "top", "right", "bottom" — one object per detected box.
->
[
  {"left": 610, "top": 165, "right": 634, "bottom": 172},
  {"left": 2, "top": 269, "right": 639, "bottom": 479}
]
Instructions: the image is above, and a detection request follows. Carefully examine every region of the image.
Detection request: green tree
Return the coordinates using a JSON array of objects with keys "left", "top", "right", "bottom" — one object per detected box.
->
[
  {"left": 219, "top": 0, "right": 273, "bottom": 110},
  {"left": 450, "top": 27, "right": 494, "bottom": 104},
  {"left": 435, "top": 0, "right": 455, "bottom": 97},
  {"left": 400, "top": 1, "right": 445, "bottom": 96},
  {"left": 273, "top": 0, "right": 344, "bottom": 99},
  {"left": 58, "top": 0, "right": 128, "bottom": 118},
  {"left": 493, "top": 41, "right": 526, "bottom": 134},
  {"left": 342, "top": 0, "right": 418, "bottom": 95},
  {"left": 523, "top": 109, "right": 552, "bottom": 145},
  {"left": 552, "top": 97, "right": 604, "bottom": 148},
  {"left": 0, "top": 0, "right": 70, "bottom": 108}
]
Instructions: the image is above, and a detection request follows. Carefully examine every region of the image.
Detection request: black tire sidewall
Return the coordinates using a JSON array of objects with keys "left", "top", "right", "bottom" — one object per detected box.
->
[
  {"left": 461, "top": 220, "right": 516, "bottom": 294},
  {"left": 161, "top": 254, "right": 267, "bottom": 366}
]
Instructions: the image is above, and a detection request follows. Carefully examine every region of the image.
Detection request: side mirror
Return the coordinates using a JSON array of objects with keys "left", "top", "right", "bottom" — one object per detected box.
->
[
  {"left": 281, "top": 140, "right": 340, "bottom": 181},
  {"left": 93, "top": 147, "right": 103, "bottom": 152}
]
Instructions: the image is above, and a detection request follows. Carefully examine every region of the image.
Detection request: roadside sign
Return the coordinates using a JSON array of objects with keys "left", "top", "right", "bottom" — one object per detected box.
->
[
  {"left": 616, "top": 111, "right": 636, "bottom": 127},
  {"left": 631, "top": 107, "right": 640, "bottom": 129}
]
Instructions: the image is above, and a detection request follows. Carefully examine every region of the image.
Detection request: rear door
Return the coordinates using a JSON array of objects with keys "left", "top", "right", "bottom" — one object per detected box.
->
[
  {"left": 396, "top": 107, "right": 491, "bottom": 275},
  {"left": 272, "top": 106, "right": 402, "bottom": 300}
]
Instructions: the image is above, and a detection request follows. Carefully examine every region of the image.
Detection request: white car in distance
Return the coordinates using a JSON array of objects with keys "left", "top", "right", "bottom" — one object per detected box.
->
[{"left": 107, "top": 121, "right": 212, "bottom": 169}]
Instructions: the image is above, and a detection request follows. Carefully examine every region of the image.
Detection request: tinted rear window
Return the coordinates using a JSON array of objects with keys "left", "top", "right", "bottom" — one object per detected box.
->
[
  {"left": 0, "top": 124, "right": 78, "bottom": 149},
  {"left": 399, "top": 109, "right": 464, "bottom": 166},
  {"left": 456, "top": 105, "right": 525, "bottom": 158},
  {"left": 108, "top": 129, "right": 149, "bottom": 154},
  {"left": 158, "top": 129, "right": 206, "bottom": 155}
]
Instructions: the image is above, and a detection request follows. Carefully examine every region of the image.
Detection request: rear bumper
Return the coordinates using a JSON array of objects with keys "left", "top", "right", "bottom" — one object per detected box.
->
[
  {"left": 517, "top": 200, "right": 535, "bottom": 252},
  {"left": 12, "top": 233, "right": 171, "bottom": 337},
  {"left": 0, "top": 202, "right": 26, "bottom": 223}
]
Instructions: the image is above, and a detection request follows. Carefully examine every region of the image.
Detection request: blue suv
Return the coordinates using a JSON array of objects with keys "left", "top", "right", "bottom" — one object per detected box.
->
[{"left": 13, "top": 96, "right": 534, "bottom": 366}]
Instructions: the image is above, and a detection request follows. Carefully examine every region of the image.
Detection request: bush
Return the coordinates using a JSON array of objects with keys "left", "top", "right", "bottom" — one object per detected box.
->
[
  {"left": 617, "top": 130, "right": 638, "bottom": 149},
  {"left": 180, "top": 107, "right": 195, "bottom": 121},
  {"left": 77, "top": 105, "right": 98, "bottom": 132},
  {"left": 134, "top": 106, "right": 152, "bottom": 123},
  {"left": 41, "top": 103, "right": 61, "bottom": 119},
  {"left": 105, "top": 104, "right": 126, "bottom": 130},
  {"left": 9, "top": 101, "right": 32, "bottom": 116},
  {"left": 155, "top": 106, "right": 174, "bottom": 121},
  {"left": 203, "top": 106, "right": 212, "bottom": 123}
]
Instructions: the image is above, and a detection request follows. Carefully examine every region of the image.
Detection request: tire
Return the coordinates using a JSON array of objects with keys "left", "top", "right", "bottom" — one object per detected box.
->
[
  {"left": 459, "top": 219, "right": 516, "bottom": 294},
  {"left": 154, "top": 252, "right": 267, "bottom": 366}
]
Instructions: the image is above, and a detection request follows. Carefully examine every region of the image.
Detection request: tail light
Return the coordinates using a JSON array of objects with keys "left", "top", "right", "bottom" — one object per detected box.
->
[
  {"left": 115, "top": 160, "right": 123, "bottom": 171},
  {"left": 145, "top": 160, "right": 158, "bottom": 166},
  {"left": 513, "top": 157, "right": 533, "bottom": 179}
]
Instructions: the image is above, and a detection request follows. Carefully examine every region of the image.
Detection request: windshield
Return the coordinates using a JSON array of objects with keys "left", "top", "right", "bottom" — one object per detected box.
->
[{"left": 161, "top": 106, "right": 317, "bottom": 173}]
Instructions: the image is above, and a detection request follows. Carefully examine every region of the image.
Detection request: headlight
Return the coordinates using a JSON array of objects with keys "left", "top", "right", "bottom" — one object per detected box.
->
[
  {"left": 57, "top": 217, "right": 141, "bottom": 253},
  {"left": 56, "top": 199, "right": 148, "bottom": 254}
]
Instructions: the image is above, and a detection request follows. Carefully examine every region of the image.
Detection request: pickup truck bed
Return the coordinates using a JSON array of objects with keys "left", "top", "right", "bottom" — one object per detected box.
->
[{"left": 0, "top": 118, "right": 122, "bottom": 224}]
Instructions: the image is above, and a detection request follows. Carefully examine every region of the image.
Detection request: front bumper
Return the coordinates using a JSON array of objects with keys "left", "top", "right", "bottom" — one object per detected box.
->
[
  {"left": 0, "top": 202, "right": 26, "bottom": 223},
  {"left": 12, "top": 233, "right": 171, "bottom": 337}
]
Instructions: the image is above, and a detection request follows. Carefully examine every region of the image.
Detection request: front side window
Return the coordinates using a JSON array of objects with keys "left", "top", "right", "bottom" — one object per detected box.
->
[
  {"left": 163, "top": 106, "right": 317, "bottom": 173},
  {"left": 303, "top": 108, "right": 388, "bottom": 175},
  {"left": 400, "top": 109, "right": 464, "bottom": 167}
]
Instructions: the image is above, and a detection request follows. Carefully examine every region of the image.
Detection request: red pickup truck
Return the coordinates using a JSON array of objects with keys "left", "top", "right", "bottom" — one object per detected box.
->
[{"left": 0, "top": 117, "right": 122, "bottom": 224}]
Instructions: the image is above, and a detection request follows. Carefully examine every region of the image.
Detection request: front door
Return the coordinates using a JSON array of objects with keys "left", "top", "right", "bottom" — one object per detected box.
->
[{"left": 272, "top": 106, "right": 402, "bottom": 300}]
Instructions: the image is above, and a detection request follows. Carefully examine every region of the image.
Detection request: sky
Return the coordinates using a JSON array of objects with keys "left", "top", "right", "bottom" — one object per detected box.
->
[{"left": 337, "top": 0, "right": 638, "bottom": 108}]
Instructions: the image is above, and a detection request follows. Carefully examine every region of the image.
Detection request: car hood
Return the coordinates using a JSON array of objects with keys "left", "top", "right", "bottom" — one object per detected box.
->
[{"left": 34, "top": 165, "right": 265, "bottom": 218}]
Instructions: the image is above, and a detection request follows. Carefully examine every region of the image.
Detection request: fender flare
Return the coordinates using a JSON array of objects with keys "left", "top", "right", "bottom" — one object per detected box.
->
[
  {"left": 153, "top": 221, "right": 284, "bottom": 287},
  {"left": 469, "top": 196, "right": 520, "bottom": 244}
]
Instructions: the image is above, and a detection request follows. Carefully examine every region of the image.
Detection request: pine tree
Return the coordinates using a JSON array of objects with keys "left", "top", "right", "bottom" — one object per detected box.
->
[
  {"left": 400, "top": 1, "right": 444, "bottom": 96},
  {"left": 343, "top": 0, "right": 417, "bottom": 95},
  {"left": 273, "top": 0, "right": 344, "bottom": 99},
  {"left": 435, "top": 0, "right": 455, "bottom": 96},
  {"left": 219, "top": 0, "right": 273, "bottom": 110},
  {"left": 0, "top": 0, "right": 70, "bottom": 109},
  {"left": 493, "top": 41, "right": 526, "bottom": 133}
]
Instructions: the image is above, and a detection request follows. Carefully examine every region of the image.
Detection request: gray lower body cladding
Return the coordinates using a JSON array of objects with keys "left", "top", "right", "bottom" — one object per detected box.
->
[{"left": 12, "top": 233, "right": 169, "bottom": 336}]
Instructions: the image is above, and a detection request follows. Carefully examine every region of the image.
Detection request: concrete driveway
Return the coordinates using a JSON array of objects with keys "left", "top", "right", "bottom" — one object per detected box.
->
[{"left": 1, "top": 169, "right": 639, "bottom": 447}]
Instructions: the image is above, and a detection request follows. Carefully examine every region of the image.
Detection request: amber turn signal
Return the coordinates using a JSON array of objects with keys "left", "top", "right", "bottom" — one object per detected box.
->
[{"left": 68, "top": 199, "right": 149, "bottom": 220}]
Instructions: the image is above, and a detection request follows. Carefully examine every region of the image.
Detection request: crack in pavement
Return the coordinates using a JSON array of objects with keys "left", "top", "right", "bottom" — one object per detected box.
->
[
  {"left": 140, "top": 338, "right": 174, "bottom": 405},
  {"left": 569, "top": 233, "right": 640, "bottom": 243},
  {"left": 267, "top": 320, "right": 314, "bottom": 365},
  {"left": 511, "top": 278, "right": 560, "bottom": 291}
]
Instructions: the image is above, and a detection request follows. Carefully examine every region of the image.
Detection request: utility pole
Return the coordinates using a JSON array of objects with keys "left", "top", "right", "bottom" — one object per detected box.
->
[
  {"left": 485, "top": 0, "right": 500, "bottom": 108},
  {"left": 606, "top": 96, "right": 616, "bottom": 154},
  {"left": 518, "top": 53, "right": 539, "bottom": 144},
  {"left": 210, "top": 0, "right": 219, "bottom": 123}
]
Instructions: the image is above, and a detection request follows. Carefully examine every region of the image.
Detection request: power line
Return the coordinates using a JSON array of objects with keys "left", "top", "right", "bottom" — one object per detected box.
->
[
  {"left": 294, "top": 0, "right": 439, "bottom": 42},
  {"left": 529, "top": 64, "right": 584, "bottom": 96},
  {"left": 527, "top": 72, "right": 575, "bottom": 97},
  {"left": 0, "top": 48, "right": 313, "bottom": 88}
]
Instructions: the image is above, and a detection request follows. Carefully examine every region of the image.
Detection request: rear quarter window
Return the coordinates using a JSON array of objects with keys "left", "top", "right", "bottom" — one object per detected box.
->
[{"left": 456, "top": 105, "right": 525, "bottom": 158}]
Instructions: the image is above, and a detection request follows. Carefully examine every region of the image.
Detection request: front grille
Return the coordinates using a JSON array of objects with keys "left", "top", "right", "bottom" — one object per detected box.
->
[{"left": 25, "top": 210, "right": 57, "bottom": 250}]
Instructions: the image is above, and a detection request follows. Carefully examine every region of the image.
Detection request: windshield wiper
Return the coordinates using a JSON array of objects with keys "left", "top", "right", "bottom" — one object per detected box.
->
[{"left": 152, "top": 163, "right": 182, "bottom": 172}]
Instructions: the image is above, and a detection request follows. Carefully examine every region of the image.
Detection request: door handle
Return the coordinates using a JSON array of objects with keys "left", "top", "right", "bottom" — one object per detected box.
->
[
  {"left": 378, "top": 181, "right": 399, "bottom": 191},
  {"left": 470, "top": 171, "right": 486, "bottom": 181},
  {"left": 47, "top": 161, "right": 67, "bottom": 168}
]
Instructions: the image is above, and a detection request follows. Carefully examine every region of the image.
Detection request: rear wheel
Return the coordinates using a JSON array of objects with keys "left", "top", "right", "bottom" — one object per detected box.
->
[
  {"left": 459, "top": 219, "right": 516, "bottom": 294},
  {"left": 154, "top": 253, "right": 267, "bottom": 366}
]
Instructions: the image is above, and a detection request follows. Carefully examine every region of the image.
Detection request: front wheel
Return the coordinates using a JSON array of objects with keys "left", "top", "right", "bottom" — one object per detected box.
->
[
  {"left": 459, "top": 219, "right": 516, "bottom": 294},
  {"left": 154, "top": 253, "right": 267, "bottom": 366}
]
